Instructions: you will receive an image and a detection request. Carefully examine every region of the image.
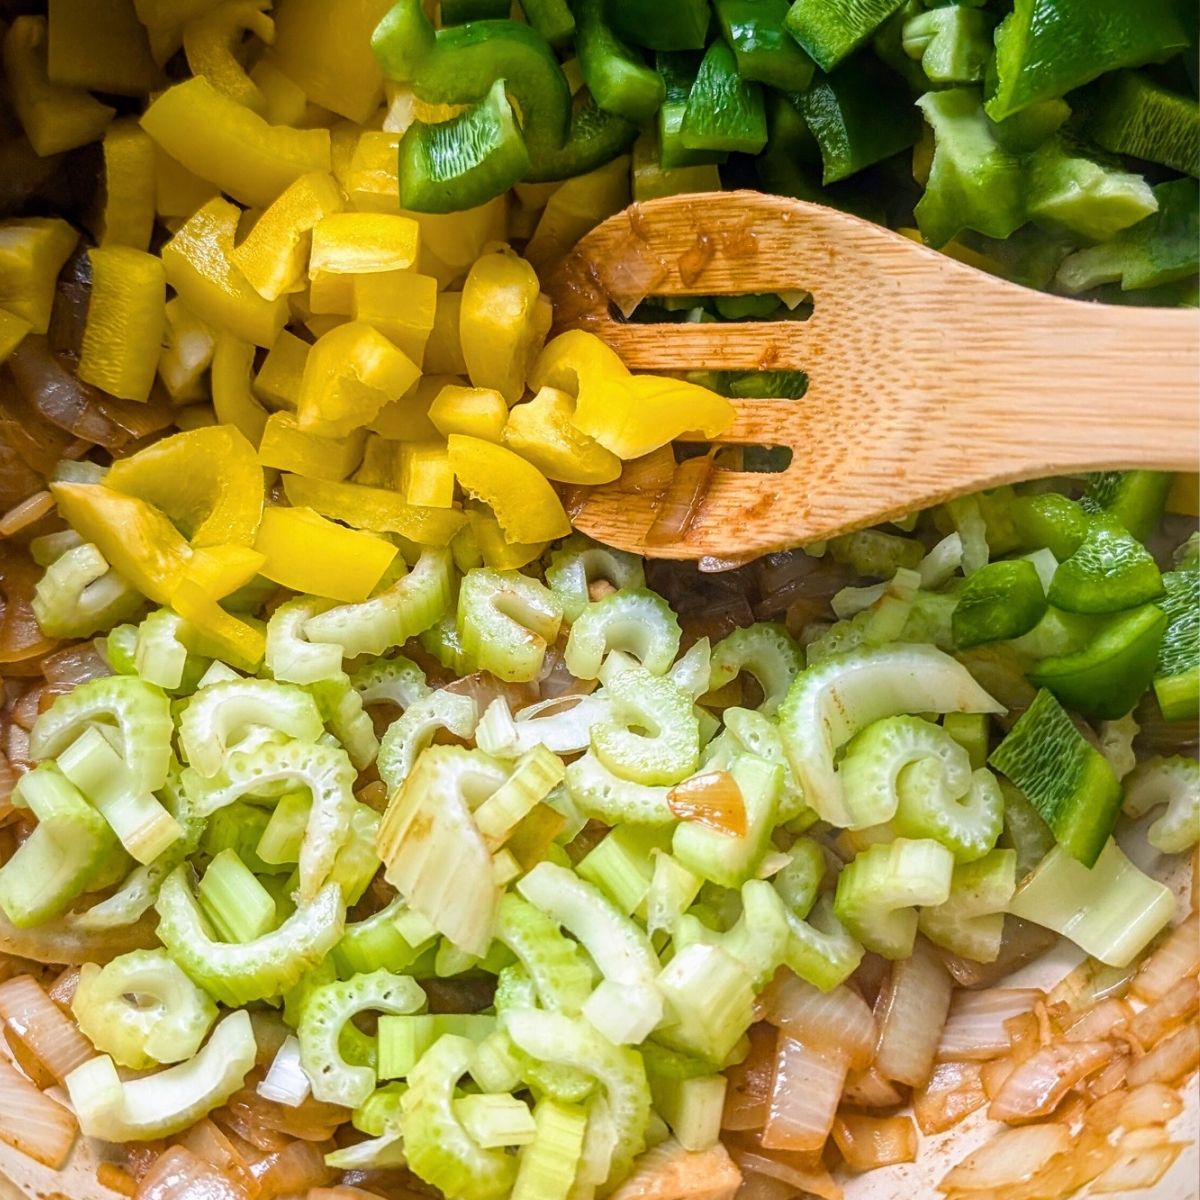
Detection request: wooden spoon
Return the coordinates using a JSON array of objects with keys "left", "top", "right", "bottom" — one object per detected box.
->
[{"left": 544, "top": 191, "right": 1200, "bottom": 561}]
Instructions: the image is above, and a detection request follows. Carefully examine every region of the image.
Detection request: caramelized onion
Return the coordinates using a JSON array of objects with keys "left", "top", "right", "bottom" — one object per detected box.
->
[
  {"left": 937, "top": 988, "right": 1043, "bottom": 1061},
  {"left": 873, "top": 938, "right": 952, "bottom": 1088},
  {"left": 913, "top": 1059, "right": 987, "bottom": 1135},
  {"left": 1129, "top": 976, "right": 1199, "bottom": 1048},
  {"left": 1132, "top": 913, "right": 1199, "bottom": 1003},
  {"left": 645, "top": 452, "right": 716, "bottom": 547},
  {"left": 940, "top": 1123, "right": 1072, "bottom": 1192},
  {"left": 41, "top": 642, "right": 111, "bottom": 691},
  {"left": 135, "top": 1146, "right": 243, "bottom": 1200},
  {"left": 0, "top": 906, "right": 158, "bottom": 965},
  {"left": 249, "top": 1137, "right": 333, "bottom": 1196},
  {"left": 761, "top": 973, "right": 875, "bottom": 1070},
  {"left": 1126, "top": 1023, "right": 1200, "bottom": 1088},
  {"left": 762, "top": 1033, "right": 847, "bottom": 1152},
  {"left": 667, "top": 770, "right": 747, "bottom": 837},
  {"left": 830, "top": 1113, "right": 917, "bottom": 1171},
  {"left": 0, "top": 490, "right": 53, "bottom": 538},
  {"left": 0, "top": 1056, "right": 78, "bottom": 1169},
  {"left": 722, "top": 1021, "right": 774, "bottom": 1131},
  {"left": 0, "top": 543, "right": 59, "bottom": 667},
  {"left": 727, "top": 1143, "right": 841, "bottom": 1200},
  {"left": 988, "top": 1039, "right": 1112, "bottom": 1122},
  {"left": 0, "top": 974, "right": 93, "bottom": 1083},
  {"left": 1091, "top": 1131, "right": 1183, "bottom": 1193}
]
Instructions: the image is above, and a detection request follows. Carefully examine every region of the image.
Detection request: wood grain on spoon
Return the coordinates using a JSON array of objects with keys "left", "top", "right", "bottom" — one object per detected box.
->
[{"left": 544, "top": 191, "right": 1200, "bottom": 561}]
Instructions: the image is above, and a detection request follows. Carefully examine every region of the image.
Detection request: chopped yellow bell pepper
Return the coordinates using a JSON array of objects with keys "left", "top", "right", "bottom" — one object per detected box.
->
[
  {"left": 429, "top": 384, "right": 508, "bottom": 443},
  {"left": 351, "top": 271, "right": 438, "bottom": 365},
  {"left": 309, "top": 213, "right": 421, "bottom": 277},
  {"left": 133, "top": 1, "right": 226, "bottom": 32},
  {"left": 280, "top": 475, "right": 466, "bottom": 547},
  {"left": 304, "top": 314, "right": 349, "bottom": 340},
  {"left": 50, "top": 482, "right": 192, "bottom": 605},
  {"left": 531, "top": 327, "right": 628, "bottom": 394},
  {"left": 307, "top": 270, "right": 355, "bottom": 316},
  {"left": 211, "top": 335, "right": 270, "bottom": 446},
  {"left": 0, "top": 310, "right": 31, "bottom": 363},
  {"left": 296, "top": 321, "right": 421, "bottom": 438},
  {"left": 98, "top": 119, "right": 156, "bottom": 250},
  {"left": 106, "top": 425, "right": 264, "bottom": 547},
  {"left": 179, "top": 542, "right": 265, "bottom": 599},
  {"left": 182, "top": 0, "right": 274, "bottom": 112},
  {"left": 259, "top": 411, "right": 365, "bottom": 481},
  {"left": 524, "top": 154, "right": 631, "bottom": 269},
  {"left": 172, "top": 580, "right": 266, "bottom": 671},
  {"left": 254, "top": 505, "right": 397, "bottom": 603},
  {"left": 447, "top": 435, "right": 571, "bottom": 544},
  {"left": 368, "top": 387, "right": 441, "bottom": 443},
  {"left": 154, "top": 147, "right": 219, "bottom": 221},
  {"left": 75, "top": 246, "right": 165, "bottom": 404},
  {"left": 450, "top": 520, "right": 484, "bottom": 572},
  {"left": 271, "top": 0, "right": 394, "bottom": 124},
  {"left": 254, "top": 330, "right": 309, "bottom": 410},
  {"left": 1166, "top": 473, "right": 1199, "bottom": 517},
  {"left": 425, "top": 292, "right": 468, "bottom": 376},
  {"left": 161, "top": 198, "right": 288, "bottom": 347},
  {"left": 174, "top": 404, "right": 218, "bottom": 431},
  {"left": 408, "top": 199, "right": 509, "bottom": 286},
  {"left": 397, "top": 441, "right": 455, "bottom": 509},
  {"left": 460, "top": 251, "right": 552, "bottom": 404},
  {"left": 158, "top": 299, "right": 216, "bottom": 402},
  {"left": 47, "top": 0, "right": 162, "bottom": 96},
  {"left": 3, "top": 16, "right": 115, "bottom": 157},
  {"left": 352, "top": 435, "right": 400, "bottom": 488},
  {"left": 342, "top": 130, "right": 401, "bottom": 213},
  {"left": 250, "top": 56, "right": 309, "bottom": 127},
  {"left": 140, "top": 76, "right": 331, "bottom": 209},
  {"left": 0, "top": 217, "right": 78, "bottom": 335},
  {"left": 230, "top": 171, "right": 345, "bottom": 302},
  {"left": 503, "top": 386, "right": 622, "bottom": 485},
  {"left": 467, "top": 507, "right": 548, "bottom": 571}
]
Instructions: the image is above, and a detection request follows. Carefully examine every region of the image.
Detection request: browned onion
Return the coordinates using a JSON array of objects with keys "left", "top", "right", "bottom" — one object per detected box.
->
[
  {"left": 761, "top": 972, "right": 875, "bottom": 1070},
  {"left": 939, "top": 1123, "right": 1072, "bottom": 1192},
  {"left": 721, "top": 1021, "right": 774, "bottom": 1131},
  {"left": 667, "top": 769, "right": 747, "bottom": 837},
  {"left": 1129, "top": 976, "right": 1198, "bottom": 1048},
  {"left": 217, "top": 1078, "right": 347, "bottom": 1151},
  {"left": 0, "top": 905, "right": 157, "bottom": 965},
  {"left": 913, "top": 1058, "right": 987, "bottom": 1135},
  {"left": 177, "top": 1118, "right": 255, "bottom": 1196},
  {"left": 988, "top": 1039, "right": 1112, "bottom": 1122},
  {"left": 938, "top": 915, "right": 1058, "bottom": 988},
  {"left": 0, "top": 543, "right": 59, "bottom": 668},
  {"left": 135, "top": 1146, "right": 244, "bottom": 1200},
  {"left": 1132, "top": 913, "right": 1199, "bottom": 1003},
  {"left": 831, "top": 1113, "right": 917, "bottom": 1171},
  {"left": 0, "top": 490, "right": 53, "bottom": 538},
  {"left": 248, "top": 1137, "right": 333, "bottom": 1196},
  {"left": 761, "top": 1033, "right": 847, "bottom": 1152},
  {"left": 873, "top": 937, "right": 952, "bottom": 1088},
  {"left": 841, "top": 1065, "right": 904, "bottom": 1109},
  {"left": 937, "top": 987, "right": 1043, "bottom": 1061},
  {"left": 41, "top": 641, "right": 112, "bottom": 691},
  {"left": 0, "top": 1055, "right": 78, "bottom": 1169},
  {"left": 645, "top": 452, "right": 715, "bottom": 547},
  {"left": 1126, "top": 1023, "right": 1200, "bottom": 1088},
  {"left": 0, "top": 973, "right": 93, "bottom": 1083},
  {"left": 727, "top": 1142, "right": 840, "bottom": 1200}
]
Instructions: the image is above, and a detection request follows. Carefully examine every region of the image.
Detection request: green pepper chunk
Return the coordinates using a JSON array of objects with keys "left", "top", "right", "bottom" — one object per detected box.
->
[
  {"left": 1082, "top": 471, "right": 1174, "bottom": 543},
  {"left": 1012, "top": 492, "right": 1089, "bottom": 560},
  {"left": 901, "top": 5, "right": 994, "bottom": 85},
  {"left": 1154, "top": 562, "right": 1199, "bottom": 721},
  {"left": 714, "top": 0, "right": 815, "bottom": 92},
  {"left": 783, "top": 0, "right": 908, "bottom": 73},
  {"left": 681, "top": 39, "right": 768, "bottom": 155},
  {"left": 441, "top": 0, "right": 509, "bottom": 19},
  {"left": 520, "top": 0, "right": 576, "bottom": 47},
  {"left": 573, "top": 0, "right": 666, "bottom": 124},
  {"left": 658, "top": 52, "right": 727, "bottom": 168},
  {"left": 605, "top": 0, "right": 711, "bottom": 51},
  {"left": 1048, "top": 517, "right": 1164, "bottom": 615},
  {"left": 952, "top": 559, "right": 1047, "bottom": 650},
  {"left": 1084, "top": 71, "right": 1200, "bottom": 178},
  {"left": 986, "top": 0, "right": 1190, "bottom": 123}
]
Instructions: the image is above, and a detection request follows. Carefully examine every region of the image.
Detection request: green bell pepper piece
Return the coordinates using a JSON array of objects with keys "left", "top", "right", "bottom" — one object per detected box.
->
[
  {"left": 1084, "top": 71, "right": 1200, "bottom": 178},
  {"left": 573, "top": 0, "right": 666, "bottom": 124},
  {"left": 682, "top": 39, "right": 768, "bottom": 155},
  {"left": 441, "top": 0, "right": 509, "bottom": 20},
  {"left": 986, "top": 0, "right": 1191, "bottom": 123},
  {"left": 901, "top": 5, "right": 994, "bottom": 85},
  {"left": 989, "top": 98, "right": 1072, "bottom": 154},
  {"left": 1082, "top": 470, "right": 1174, "bottom": 542},
  {"left": 520, "top": 0, "right": 576, "bottom": 46},
  {"left": 952, "top": 559, "right": 1048, "bottom": 649},
  {"left": 1048, "top": 517, "right": 1164, "bottom": 615},
  {"left": 605, "top": 0, "right": 711, "bottom": 50},
  {"left": 1154, "top": 562, "right": 1199, "bottom": 721},
  {"left": 714, "top": 0, "right": 815, "bottom": 92},
  {"left": 1012, "top": 492, "right": 1089, "bottom": 560},
  {"left": 659, "top": 52, "right": 728, "bottom": 167},
  {"left": 527, "top": 96, "right": 639, "bottom": 182},
  {"left": 783, "top": 0, "right": 908, "bottom": 73}
]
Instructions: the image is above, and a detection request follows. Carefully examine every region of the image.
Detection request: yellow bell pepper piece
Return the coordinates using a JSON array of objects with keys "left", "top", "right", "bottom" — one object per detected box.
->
[
  {"left": 632, "top": 130, "right": 721, "bottom": 202},
  {"left": 259, "top": 412, "right": 365, "bottom": 482},
  {"left": 342, "top": 131, "right": 401, "bottom": 214},
  {"left": 309, "top": 213, "right": 421, "bottom": 277},
  {"left": 425, "top": 292, "right": 467, "bottom": 376},
  {"left": 271, "top": 0, "right": 394, "bottom": 124},
  {"left": 460, "top": 251, "right": 552, "bottom": 404},
  {"left": 280, "top": 475, "right": 467, "bottom": 547},
  {"left": 3, "top": 16, "right": 115, "bottom": 157},
  {"left": 161, "top": 198, "right": 288, "bottom": 347},
  {"left": 1166, "top": 473, "right": 1199, "bottom": 517},
  {"left": 47, "top": 0, "right": 162, "bottom": 96},
  {"left": 254, "top": 505, "right": 397, "bottom": 603},
  {"left": 134, "top": 1, "right": 226, "bottom": 31},
  {"left": 530, "top": 327, "right": 628, "bottom": 393},
  {"left": 154, "top": 147, "right": 219, "bottom": 221},
  {"left": 106, "top": 425, "right": 264, "bottom": 547},
  {"left": 172, "top": 579, "right": 266, "bottom": 671},
  {"left": 397, "top": 441, "right": 455, "bottom": 509},
  {"left": 429, "top": 384, "right": 508, "bottom": 443},
  {"left": 140, "top": 76, "right": 331, "bottom": 209},
  {"left": 175, "top": 404, "right": 218, "bottom": 431},
  {"left": 503, "top": 386, "right": 622, "bottom": 485},
  {"left": 179, "top": 542, "right": 265, "bottom": 599},
  {"left": 368, "top": 391, "right": 441, "bottom": 443},
  {"left": 159, "top": 299, "right": 216, "bottom": 403},
  {"left": 75, "top": 246, "right": 165, "bottom": 404},
  {"left": 230, "top": 171, "right": 344, "bottom": 302},
  {"left": 250, "top": 56, "right": 309, "bottom": 127},
  {"left": 409, "top": 199, "right": 508, "bottom": 286},
  {"left": 351, "top": 271, "right": 438, "bottom": 365},
  {"left": 98, "top": 119, "right": 156, "bottom": 251},
  {"left": 254, "top": 330, "right": 310, "bottom": 410},
  {"left": 182, "top": 0, "right": 274, "bottom": 113},
  {"left": 0, "top": 310, "right": 31, "bottom": 363},
  {"left": 467, "top": 507, "right": 547, "bottom": 571},
  {"left": 353, "top": 435, "right": 400, "bottom": 488},
  {"left": 297, "top": 321, "right": 421, "bottom": 438},
  {"left": 0, "top": 217, "right": 78, "bottom": 335},
  {"left": 50, "top": 482, "right": 192, "bottom": 605},
  {"left": 305, "top": 314, "right": 350, "bottom": 340},
  {"left": 211, "top": 335, "right": 270, "bottom": 446},
  {"left": 524, "top": 154, "right": 631, "bottom": 269},
  {"left": 307, "top": 270, "right": 355, "bottom": 316},
  {"left": 447, "top": 435, "right": 570, "bottom": 544}
]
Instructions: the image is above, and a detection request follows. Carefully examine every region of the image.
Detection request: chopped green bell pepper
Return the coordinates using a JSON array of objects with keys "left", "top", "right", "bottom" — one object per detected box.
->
[
  {"left": 1154, "top": 562, "right": 1199, "bottom": 721},
  {"left": 573, "top": 0, "right": 666, "bottom": 124},
  {"left": 1047, "top": 517, "right": 1164, "bottom": 615},
  {"left": 605, "top": 0, "right": 711, "bottom": 51},
  {"left": 784, "top": 0, "right": 908, "bottom": 73},
  {"left": 1084, "top": 71, "right": 1200, "bottom": 178},
  {"left": 953, "top": 559, "right": 1047, "bottom": 649},
  {"left": 681, "top": 39, "right": 768, "bottom": 155},
  {"left": 714, "top": 0, "right": 815, "bottom": 92},
  {"left": 1082, "top": 470, "right": 1174, "bottom": 542}
]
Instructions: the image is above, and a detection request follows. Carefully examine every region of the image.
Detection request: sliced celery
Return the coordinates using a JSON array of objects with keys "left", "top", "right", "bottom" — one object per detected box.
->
[
  {"left": 919, "top": 848, "right": 1017, "bottom": 962},
  {"left": 565, "top": 752, "right": 675, "bottom": 825},
  {"left": 455, "top": 1093, "right": 537, "bottom": 1148},
  {"left": 197, "top": 849, "right": 277, "bottom": 943},
  {"left": 708, "top": 623, "right": 803, "bottom": 715},
  {"left": 546, "top": 533, "right": 646, "bottom": 622},
  {"left": 651, "top": 1073, "right": 726, "bottom": 1152},
  {"left": 564, "top": 587, "right": 682, "bottom": 679},
  {"left": 335, "top": 896, "right": 426, "bottom": 976},
  {"left": 377, "top": 689, "right": 479, "bottom": 791},
  {"left": 256, "top": 789, "right": 310, "bottom": 866},
  {"left": 31, "top": 541, "right": 143, "bottom": 638},
  {"left": 307, "top": 672, "right": 379, "bottom": 769},
  {"left": 201, "top": 801, "right": 281, "bottom": 876},
  {"left": 578, "top": 825, "right": 667, "bottom": 916},
  {"left": 782, "top": 894, "right": 865, "bottom": 991},
  {"left": 494, "top": 892, "right": 594, "bottom": 1014},
  {"left": 457, "top": 567, "right": 564, "bottom": 683},
  {"left": 720, "top": 707, "right": 811, "bottom": 823},
  {"left": 646, "top": 851, "right": 704, "bottom": 938},
  {"left": 133, "top": 607, "right": 191, "bottom": 691},
  {"left": 656, "top": 942, "right": 754, "bottom": 1065},
  {"left": 772, "top": 837, "right": 825, "bottom": 918},
  {"left": 1123, "top": 755, "right": 1200, "bottom": 854},
  {"left": 264, "top": 595, "right": 341, "bottom": 685},
  {"left": 675, "top": 881, "right": 789, "bottom": 991},
  {"left": 350, "top": 653, "right": 431, "bottom": 710},
  {"left": 327, "top": 801, "right": 382, "bottom": 906},
  {"left": 511, "top": 1098, "right": 587, "bottom": 1200},
  {"left": 475, "top": 746, "right": 566, "bottom": 845},
  {"left": 353, "top": 1081, "right": 406, "bottom": 1135}
]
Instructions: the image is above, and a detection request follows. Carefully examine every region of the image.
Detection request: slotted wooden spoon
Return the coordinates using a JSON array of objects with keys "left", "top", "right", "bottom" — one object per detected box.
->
[{"left": 544, "top": 191, "right": 1200, "bottom": 560}]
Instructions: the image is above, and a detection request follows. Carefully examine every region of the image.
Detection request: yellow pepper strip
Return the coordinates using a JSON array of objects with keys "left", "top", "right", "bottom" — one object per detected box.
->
[
  {"left": 342, "top": 131, "right": 401, "bottom": 214},
  {"left": 175, "top": 405, "right": 218, "bottom": 431},
  {"left": 397, "top": 441, "right": 455, "bottom": 509},
  {"left": 259, "top": 412, "right": 366, "bottom": 482},
  {"left": 179, "top": 543, "right": 265, "bottom": 599},
  {"left": 280, "top": 475, "right": 467, "bottom": 547},
  {"left": 1166, "top": 473, "right": 1199, "bottom": 517},
  {"left": 425, "top": 292, "right": 468, "bottom": 376},
  {"left": 429, "top": 384, "right": 508, "bottom": 443},
  {"left": 173, "top": 580, "right": 266, "bottom": 671},
  {"left": 50, "top": 482, "right": 192, "bottom": 606},
  {"left": 524, "top": 154, "right": 631, "bottom": 269},
  {"left": 140, "top": 76, "right": 331, "bottom": 209},
  {"left": 296, "top": 321, "right": 421, "bottom": 439},
  {"left": 159, "top": 299, "right": 216, "bottom": 403},
  {"left": 460, "top": 251, "right": 553, "bottom": 404},
  {"left": 309, "top": 213, "right": 421, "bottom": 277},
  {"left": 531, "top": 328, "right": 628, "bottom": 393},
  {"left": 351, "top": 271, "right": 438, "bottom": 365},
  {"left": 503, "top": 386, "right": 622, "bottom": 485},
  {"left": 3, "top": 16, "right": 115, "bottom": 157},
  {"left": 76, "top": 247, "right": 166, "bottom": 404},
  {"left": 251, "top": 57, "right": 310, "bottom": 128},
  {"left": 161, "top": 198, "right": 288, "bottom": 347},
  {"left": 0, "top": 310, "right": 31, "bottom": 364},
  {"left": 182, "top": 0, "right": 274, "bottom": 113},
  {"left": 447, "top": 435, "right": 571, "bottom": 544},
  {"left": 98, "top": 119, "right": 156, "bottom": 251},
  {"left": 307, "top": 271, "right": 355, "bottom": 316},
  {"left": 353, "top": 435, "right": 399, "bottom": 488},
  {"left": 254, "top": 330, "right": 310, "bottom": 411},
  {"left": 409, "top": 199, "right": 509, "bottom": 285},
  {"left": 467, "top": 507, "right": 548, "bottom": 571},
  {"left": 106, "top": 425, "right": 264, "bottom": 548},
  {"left": 153, "top": 147, "right": 219, "bottom": 222},
  {"left": 368, "top": 392, "right": 441, "bottom": 443},
  {"left": 47, "top": 0, "right": 163, "bottom": 96},
  {"left": 271, "top": 0, "right": 394, "bottom": 124},
  {"left": 230, "top": 171, "right": 345, "bottom": 303},
  {"left": 0, "top": 218, "right": 78, "bottom": 335},
  {"left": 211, "top": 335, "right": 270, "bottom": 446},
  {"left": 254, "top": 505, "right": 397, "bottom": 603},
  {"left": 897, "top": 227, "right": 1005, "bottom": 278}
]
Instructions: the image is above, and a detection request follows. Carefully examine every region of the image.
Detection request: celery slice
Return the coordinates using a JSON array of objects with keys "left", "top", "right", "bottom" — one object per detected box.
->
[
  {"left": 675, "top": 879, "right": 790, "bottom": 991},
  {"left": 577, "top": 825, "right": 666, "bottom": 916},
  {"left": 565, "top": 752, "right": 675, "bottom": 826},
  {"left": 457, "top": 567, "right": 564, "bottom": 683},
  {"left": 646, "top": 851, "right": 704, "bottom": 939},
  {"left": 31, "top": 541, "right": 143, "bottom": 638},
  {"left": 455, "top": 1093, "right": 537, "bottom": 1148},
  {"left": 335, "top": 895, "right": 426, "bottom": 976},
  {"left": 512, "top": 1098, "right": 588, "bottom": 1199},
  {"left": 708, "top": 623, "right": 803, "bottom": 715},
  {"left": 782, "top": 894, "right": 865, "bottom": 991},
  {"left": 565, "top": 587, "right": 682, "bottom": 679},
  {"left": 719, "top": 707, "right": 810, "bottom": 824},
  {"left": 651, "top": 1073, "right": 726, "bottom": 1152},
  {"left": 132, "top": 607, "right": 191, "bottom": 691},
  {"left": 495, "top": 892, "right": 594, "bottom": 1014},
  {"left": 350, "top": 653, "right": 430, "bottom": 709},
  {"left": 264, "top": 595, "right": 341, "bottom": 685},
  {"left": 377, "top": 689, "right": 478, "bottom": 791},
  {"left": 656, "top": 942, "right": 754, "bottom": 1065},
  {"left": 475, "top": 745, "right": 566, "bottom": 845},
  {"left": 307, "top": 672, "right": 379, "bottom": 769},
  {"left": 919, "top": 847, "right": 1017, "bottom": 963},
  {"left": 773, "top": 837, "right": 824, "bottom": 918},
  {"left": 197, "top": 850, "right": 277, "bottom": 943},
  {"left": 546, "top": 533, "right": 646, "bottom": 623},
  {"left": 668, "top": 637, "right": 712, "bottom": 701},
  {"left": 1123, "top": 755, "right": 1200, "bottom": 854}
]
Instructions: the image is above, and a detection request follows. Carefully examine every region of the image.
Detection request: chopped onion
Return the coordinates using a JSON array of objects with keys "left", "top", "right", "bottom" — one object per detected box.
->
[
  {"left": 0, "top": 747, "right": 15, "bottom": 813},
  {"left": 831, "top": 1113, "right": 917, "bottom": 1171},
  {"left": 721, "top": 1022, "right": 774, "bottom": 1131},
  {"left": 761, "top": 973, "right": 875, "bottom": 1070},
  {"left": 0, "top": 974, "right": 94, "bottom": 1082},
  {"left": 0, "top": 1056, "right": 78, "bottom": 1168},
  {"left": 939, "top": 1123, "right": 1072, "bottom": 1192},
  {"left": 988, "top": 1039, "right": 1112, "bottom": 1122},
  {"left": 1060, "top": 997, "right": 1132, "bottom": 1043},
  {"left": 134, "top": 1146, "right": 244, "bottom": 1200},
  {"left": 645, "top": 453, "right": 716, "bottom": 547},
  {"left": 874, "top": 937, "right": 952, "bottom": 1087},
  {"left": 937, "top": 988, "right": 1043, "bottom": 1061},
  {"left": 177, "top": 1118, "right": 254, "bottom": 1196},
  {"left": 761, "top": 1034, "right": 847, "bottom": 1152},
  {"left": 46, "top": 965, "right": 80, "bottom": 1011},
  {"left": 40, "top": 642, "right": 112, "bottom": 690},
  {"left": 727, "top": 1176, "right": 792, "bottom": 1200},
  {"left": 1090, "top": 1133, "right": 1183, "bottom": 1193},
  {"left": 308, "top": 1190, "right": 393, "bottom": 1200},
  {"left": 727, "top": 1144, "right": 841, "bottom": 1200},
  {"left": 248, "top": 1137, "right": 333, "bottom": 1195},
  {"left": 0, "top": 905, "right": 158, "bottom": 964},
  {"left": 1132, "top": 913, "right": 1199, "bottom": 1003},
  {"left": 841, "top": 1066, "right": 904, "bottom": 1109},
  {"left": 1129, "top": 976, "right": 1198, "bottom": 1049},
  {"left": 443, "top": 671, "right": 539, "bottom": 715},
  {"left": 938, "top": 917, "right": 1058, "bottom": 989},
  {"left": 913, "top": 1059, "right": 987, "bottom": 1135},
  {"left": 0, "top": 490, "right": 53, "bottom": 538},
  {"left": 1048, "top": 954, "right": 1135, "bottom": 1012},
  {"left": 0, "top": 543, "right": 59, "bottom": 667},
  {"left": 219, "top": 1078, "right": 347, "bottom": 1148},
  {"left": 605, "top": 1139, "right": 743, "bottom": 1200},
  {"left": 617, "top": 445, "right": 676, "bottom": 495},
  {"left": 1086, "top": 1050, "right": 1132, "bottom": 1100},
  {"left": 1117, "top": 1081, "right": 1186, "bottom": 1130},
  {"left": 1126, "top": 1023, "right": 1200, "bottom": 1087},
  {"left": 96, "top": 1161, "right": 137, "bottom": 1197},
  {"left": 257, "top": 1035, "right": 311, "bottom": 1107},
  {"left": 668, "top": 770, "right": 747, "bottom": 837}
]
